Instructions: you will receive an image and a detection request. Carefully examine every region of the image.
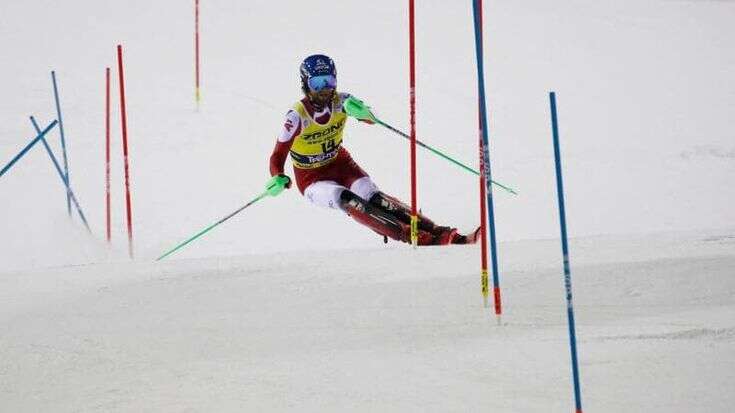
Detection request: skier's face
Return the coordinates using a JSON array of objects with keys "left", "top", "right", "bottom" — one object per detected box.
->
[
  {"left": 305, "top": 74, "right": 336, "bottom": 109},
  {"left": 308, "top": 87, "right": 335, "bottom": 109}
]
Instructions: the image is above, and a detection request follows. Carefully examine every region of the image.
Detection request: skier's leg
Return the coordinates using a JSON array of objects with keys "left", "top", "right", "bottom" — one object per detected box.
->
[
  {"left": 350, "top": 181, "right": 479, "bottom": 245},
  {"left": 348, "top": 176, "right": 429, "bottom": 228},
  {"left": 339, "top": 189, "right": 435, "bottom": 245},
  {"left": 349, "top": 176, "right": 380, "bottom": 203},
  {"left": 366, "top": 190, "right": 466, "bottom": 245},
  {"left": 326, "top": 153, "right": 464, "bottom": 246},
  {"left": 301, "top": 180, "right": 433, "bottom": 244},
  {"left": 367, "top": 191, "right": 483, "bottom": 245},
  {"left": 365, "top": 190, "right": 437, "bottom": 231},
  {"left": 348, "top": 177, "right": 452, "bottom": 243},
  {"left": 303, "top": 180, "right": 345, "bottom": 210},
  {"left": 336, "top": 157, "right": 427, "bottom": 230}
]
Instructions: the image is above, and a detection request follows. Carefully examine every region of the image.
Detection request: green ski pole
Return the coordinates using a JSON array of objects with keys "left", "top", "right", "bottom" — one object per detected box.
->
[
  {"left": 157, "top": 176, "right": 291, "bottom": 261},
  {"left": 157, "top": 175, "right": 291, "bottom": 261},
  {"left": 343, "top": 96, "right": 517, "bottom": 195},
  {"left": 156, "top": 191, "right": 269, "bottom": 261}
]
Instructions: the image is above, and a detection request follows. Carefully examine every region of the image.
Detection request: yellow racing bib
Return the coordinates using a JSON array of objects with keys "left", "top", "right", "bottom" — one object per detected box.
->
[{"left": 289, "top": 96, "right": 347, "bottom": 169}]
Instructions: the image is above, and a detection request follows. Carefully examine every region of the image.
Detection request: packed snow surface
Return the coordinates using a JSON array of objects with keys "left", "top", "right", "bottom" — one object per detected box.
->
[{"left": 2, "top": 232, "right": 734, "bottom": 411}]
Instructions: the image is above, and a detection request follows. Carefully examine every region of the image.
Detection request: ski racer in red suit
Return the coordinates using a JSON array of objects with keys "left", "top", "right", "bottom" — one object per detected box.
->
[{"left": 267, "top": 54, "right": 479, "bottom": 246}]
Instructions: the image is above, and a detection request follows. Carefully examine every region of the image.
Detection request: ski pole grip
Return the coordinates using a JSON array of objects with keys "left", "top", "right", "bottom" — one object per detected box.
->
[
  {"left": 343, "top": 96, "right": 377, "bottom": 123},
  {"left": 265, "top": 174, "right": 290, "bottom": 197}
]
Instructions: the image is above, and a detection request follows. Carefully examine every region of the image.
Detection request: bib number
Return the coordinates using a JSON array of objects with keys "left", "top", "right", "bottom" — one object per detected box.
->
[{"left": 321, "top": 139, "right": 337, "bottom": 154}]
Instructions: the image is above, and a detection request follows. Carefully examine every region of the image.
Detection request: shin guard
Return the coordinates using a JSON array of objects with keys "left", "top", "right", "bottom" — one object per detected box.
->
[
  {"left": 368, "top": 192, "right": 437, "bottom": 232},
  {"left": 341, "top": 190, "right": 434, "bottom": 245}
]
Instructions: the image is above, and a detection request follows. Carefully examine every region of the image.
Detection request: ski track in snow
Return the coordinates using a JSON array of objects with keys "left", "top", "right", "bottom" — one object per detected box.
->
[{"left": 596, "top": 327, "right": 735, "bottom": 342}]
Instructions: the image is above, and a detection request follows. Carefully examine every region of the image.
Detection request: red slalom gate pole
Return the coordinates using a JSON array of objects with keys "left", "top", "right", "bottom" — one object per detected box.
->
[
  {"left": 195, "top": 0, "right": 201, "bottom": 108},
  {"left": 117, "top": 45, "right": 134, "bottom": 258},
  {"left": 105, "top": 67, "right": 111, "bottom": 244},
  {"left": 408, "top": 0, "right": 418, "bottom": 247}
]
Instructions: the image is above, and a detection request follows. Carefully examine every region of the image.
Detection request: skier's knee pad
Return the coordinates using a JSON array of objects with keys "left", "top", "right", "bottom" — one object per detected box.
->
[
  {"left": 350, "top": 177, "right": 379, "bottom": 201},
  {"left": 303, "top": 180, "right": 346, "bottom": 210}
]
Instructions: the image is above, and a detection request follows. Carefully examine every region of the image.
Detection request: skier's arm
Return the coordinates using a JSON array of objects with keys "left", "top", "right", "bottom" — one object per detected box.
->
[
  {"left": 268, "top": 142, "right": 292, "bottom": 192},
  {"left": 268, "top": 110, "right": 301, "bottom": 189},
  {"left": 269, "top": 141, "right": 291, "bottom": 176},
  {"left": 269, "top": 110, "right": 301, "bottom": 175}
]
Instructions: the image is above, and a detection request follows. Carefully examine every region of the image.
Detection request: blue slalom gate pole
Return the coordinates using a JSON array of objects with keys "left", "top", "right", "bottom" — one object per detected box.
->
[
  {"left": 30, "top": 116, "right": 91, "bottom": 233},
  {"left": 0, "top": 121, "right": 58, "bottom": 178},
  {"left": 52, "top": 71, "right": 72, "bottom": 217},
  {"left": 549, "top": 91, "right": 583, "bottom": 413},
  {"left": 472, "top": 0, "right": 503, "bottom": 317}
]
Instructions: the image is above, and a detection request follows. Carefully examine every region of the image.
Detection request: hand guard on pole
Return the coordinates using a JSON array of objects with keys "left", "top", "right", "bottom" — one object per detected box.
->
[
  {"left": 265, "top": 174, "right": 291, "bottom": 197},
  {"left": 343, "top": 96, "right": 379, "bottom": 124}
]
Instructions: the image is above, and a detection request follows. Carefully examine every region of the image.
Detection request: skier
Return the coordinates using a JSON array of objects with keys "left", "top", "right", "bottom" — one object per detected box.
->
[{"left": 266, "top": 54, "right": 479, "bottom": 246}]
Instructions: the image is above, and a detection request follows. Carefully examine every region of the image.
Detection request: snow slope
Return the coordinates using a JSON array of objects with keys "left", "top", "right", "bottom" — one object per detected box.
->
[
  {"left": 1, "top": 0, "right": 734, "bottom": 411},
  {"left": 1, "top": 231, "right": 734, "bottom": 412}
]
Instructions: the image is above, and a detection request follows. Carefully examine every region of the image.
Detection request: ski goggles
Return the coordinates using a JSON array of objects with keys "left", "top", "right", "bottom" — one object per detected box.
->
[{"left": 307, "top": 74, "right": 336, "bottom": 92}]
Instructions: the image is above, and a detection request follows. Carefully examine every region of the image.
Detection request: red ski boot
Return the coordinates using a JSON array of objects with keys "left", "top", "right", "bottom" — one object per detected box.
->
[
  {"left": 432, "top": 226, "right": 459, "bottom": 246},
  {"left": 451, "top": 227, "right": 481, "bottom": 245}
]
